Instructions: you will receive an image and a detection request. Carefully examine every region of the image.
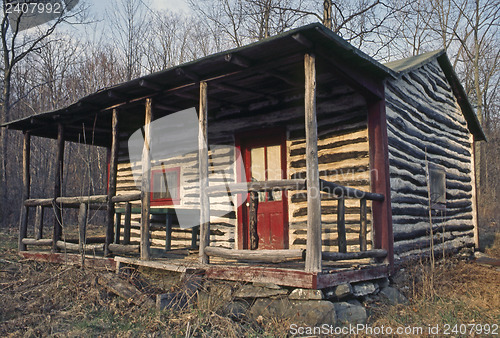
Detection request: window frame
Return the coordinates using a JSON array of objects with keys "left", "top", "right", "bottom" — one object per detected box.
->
[
  {"left": 150, "top": 166, "right": 181, "bottom": 206},
  {"left": 428, "top": 164, "right": 446, "bottom": 211}
]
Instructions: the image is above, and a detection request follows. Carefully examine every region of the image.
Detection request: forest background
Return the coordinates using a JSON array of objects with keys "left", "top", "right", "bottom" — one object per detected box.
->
[{"left": 0, "top": 0, "right": 498, "bottom": 246}]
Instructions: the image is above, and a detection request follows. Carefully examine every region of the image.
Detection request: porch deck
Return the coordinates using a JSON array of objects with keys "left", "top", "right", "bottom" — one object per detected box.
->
[{"left": 19, "top": 249, "right": 389, "bottom": 289}]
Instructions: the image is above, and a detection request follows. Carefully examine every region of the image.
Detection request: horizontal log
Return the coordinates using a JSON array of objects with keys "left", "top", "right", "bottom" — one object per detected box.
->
[
  {"left": 319, "top": 179, "right": 384, "bottom": 201},
  {"left": 204, "top": 246, "right": 304, "bottom": 263},
  {"left": 22, "top": 238, "right": 53, "bottom": 246},
  {"left": 57, "top": 195, "right": 108, "bottom": 204},
  {"left": 24, "top": 193, "right": 141, "bottom": 208},
  {"left": 206, "top": 179, "right": 306, "bottom": 196},
  {"left": 108, "top": 243, "right": 140, "bottom": 254},
  {"left": 63, "top": 236, "right": 107, "bottom": 244},
  {"left": 394, "top": 223, "right": 474, "bottom": 241},
  {"left": 25, "top": 195, "right": 110, "bottom": 207},
  {"left": 24, "top": 198, "right": 53, "bottom": 207},
  {"left": 321, "top": 249, "right": 387, "bottom": 261},
  {"left": 56, "top": 241, "right": 104, "bottom": 251},
  {"left": 111, "top": 193, "right": 141, "bottom": 203}
]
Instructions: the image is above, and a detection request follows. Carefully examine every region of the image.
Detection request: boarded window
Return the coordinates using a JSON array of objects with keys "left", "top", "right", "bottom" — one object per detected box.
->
[
  {"left": 429, "top": 165, "right": 446, "bottom": 210},
  {"left": 151, "top": 167, "right": 180, "bottom": 204}
]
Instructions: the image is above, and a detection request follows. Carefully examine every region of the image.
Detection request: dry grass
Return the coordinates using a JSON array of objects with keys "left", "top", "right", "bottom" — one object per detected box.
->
[
  {"left": 0, "top": 228, "right": 287, "bottom": 337},
  {"left": 485, "top": 232, "right": 500, "bottom": 257},
  {"left": 368, "top": 258, "right": 500, "bottom": 336},
  {"left": 1, "top": 227, "right": 499, "bottom": 337}
]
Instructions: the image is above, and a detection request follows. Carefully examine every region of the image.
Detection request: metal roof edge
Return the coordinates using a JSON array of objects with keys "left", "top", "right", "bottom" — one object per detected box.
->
[
  {"left": 384, "top": 49, "right": 446, "bottom": 75},
  {"left": 1, "top": 23, "right": 401, "bottom": 130},
  {"left": 313, "top": 24, "right": 398, "bottom": 79}
]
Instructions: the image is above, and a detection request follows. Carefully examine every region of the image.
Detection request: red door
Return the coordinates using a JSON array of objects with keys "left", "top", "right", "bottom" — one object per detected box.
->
[{"left": 237, "top": 130, "right": 288, "bottom": 249}]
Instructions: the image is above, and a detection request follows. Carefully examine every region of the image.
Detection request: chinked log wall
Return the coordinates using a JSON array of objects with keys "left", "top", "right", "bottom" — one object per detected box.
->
[
  {"left": 385, "top": 60, "right": 475, "bottom": 260},
  {"left": 115, "top": 84, "right": 371, "bottom": 252}
]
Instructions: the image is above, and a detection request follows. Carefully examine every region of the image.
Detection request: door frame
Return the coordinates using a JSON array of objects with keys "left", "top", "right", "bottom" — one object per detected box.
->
[{"left": 235, "top": 128, "right": 288, "bottom": 249}]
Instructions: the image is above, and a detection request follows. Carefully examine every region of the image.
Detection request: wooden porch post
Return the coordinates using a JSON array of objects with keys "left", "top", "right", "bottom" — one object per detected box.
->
[
  {"left": 304, "top": 53, "right": 322, "bottom": 273},
  {"left": 141, "top": 99, "right": 153, "bottom": 260},
  {"left": 78, "top": 202, "right": 88, "bottom": 253},
  {"left": 199, "top": 81, "right": 210, "bottom": 264},
  {"left": 18, "top": 131, "right": 30, "bottom": 251},
  {"left": 52, "top": 123, "right": 64, "bottom": 252},
  {"left": 105, "top": 109, "right": 119, "bottom": 256},
  {"left": 367, "top": 98, "right": 394, "bottom": 270}
]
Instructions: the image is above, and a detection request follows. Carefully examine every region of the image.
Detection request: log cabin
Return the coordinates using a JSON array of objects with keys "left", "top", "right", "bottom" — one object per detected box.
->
[{"left": 3, "top": 23, "right": 484, "bottom": 289}]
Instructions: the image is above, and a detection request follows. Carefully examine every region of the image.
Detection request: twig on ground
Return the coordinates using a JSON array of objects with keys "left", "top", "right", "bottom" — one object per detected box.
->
[{"left": 21, "top": 267, "right": 73, "bottom": 295}]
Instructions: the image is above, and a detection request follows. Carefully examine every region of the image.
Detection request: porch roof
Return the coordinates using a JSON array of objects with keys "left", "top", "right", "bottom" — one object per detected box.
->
[{"left": 2, "top": 23, "right": 396, "bottom": 147}]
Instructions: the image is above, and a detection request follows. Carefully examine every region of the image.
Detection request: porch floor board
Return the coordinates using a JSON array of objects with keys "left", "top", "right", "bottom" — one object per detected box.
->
[{"left": 18, "top": 249, "right": 389, "bottom": 289}]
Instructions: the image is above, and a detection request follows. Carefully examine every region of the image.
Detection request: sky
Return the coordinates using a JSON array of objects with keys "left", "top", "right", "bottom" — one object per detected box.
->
[
  {"left": 63, "top": 0, "right": 192, "bottom": 42},
  {"left": 150, "top": 0, "right": 190, "bottom": 12},
  {"left": 86, "top": 0, "right": 191, "bottom": 16}
]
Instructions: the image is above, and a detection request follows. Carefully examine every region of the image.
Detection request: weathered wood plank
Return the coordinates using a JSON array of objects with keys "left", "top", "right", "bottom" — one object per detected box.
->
[
  {"left": 359, "top": 198, "right": 367, "bottom": 251},
  {"left": 97, "top": 273, "right": 155, "bottom": 307},
  {"left": 249, "top": 191, "right": 259, "bottom": 250},
  {"left": 205, "top": 247, "right": 303, "bottom": 263},
  {"left": 106, "top": 109, "right": 119, "bottom": 256},
  {"left": 114, "top": 255, "right": 202, "bottom": 273},
  {"left": 205, "top": 265, "right": 318, "bottom": 289},
  {"left": 304, "top": 53, "right": 322, "bottom": 273},
  {"left": 19, "top": 132, "right": 30, "bottom": 251},
  {"left": 206, "top": 179, "right": 306, "bottom": 196},
  {"left": 316, "top": 265, "right": 389, "bottom": 289},
  {"left": 337, "top": 197, "right": 346, "bottom": 253},
  {"left": 52, "top": 123, "right": 64, "bottom": 252},
  {"left": 199, "top": 81, "right": 210, "bottom": 264},
  {"left": 18, "top": 251, "right": 116, "bottom": 270},
  {"left": 141, "top": 100, "right": 153, "bottom": 260}
]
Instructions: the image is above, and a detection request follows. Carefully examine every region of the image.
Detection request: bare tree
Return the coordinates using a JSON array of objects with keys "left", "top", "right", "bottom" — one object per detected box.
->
[
  {"left": 106, "top": 0, "right": 152, "bottom": 80},
  {"left": 0, "top": 0, "right": 88, "bottom": 226},
  {"left": 189, "top": 0, "right": 309, "bottom": 47}
]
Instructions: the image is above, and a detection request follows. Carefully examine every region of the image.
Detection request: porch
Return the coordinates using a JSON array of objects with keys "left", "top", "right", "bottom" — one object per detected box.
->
[
  {"left": 18, "top": 177, "right": 389, "bottom": 288},
  {"left": 10, "top": 24, "right": 394, "bottom": 289}
]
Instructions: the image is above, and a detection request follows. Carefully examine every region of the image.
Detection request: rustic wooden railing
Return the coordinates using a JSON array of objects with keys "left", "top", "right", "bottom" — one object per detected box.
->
[
  {"left": 205, "top": 178, "right": 387, "bottom": 266},
  {"left": 19, "top": 193, "right": 141, "bottom": 255}
]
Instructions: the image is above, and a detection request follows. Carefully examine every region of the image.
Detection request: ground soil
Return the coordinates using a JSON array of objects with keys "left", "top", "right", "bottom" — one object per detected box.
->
[{"left": 1, "top": 227, "right": 499, "bottom": 337}]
